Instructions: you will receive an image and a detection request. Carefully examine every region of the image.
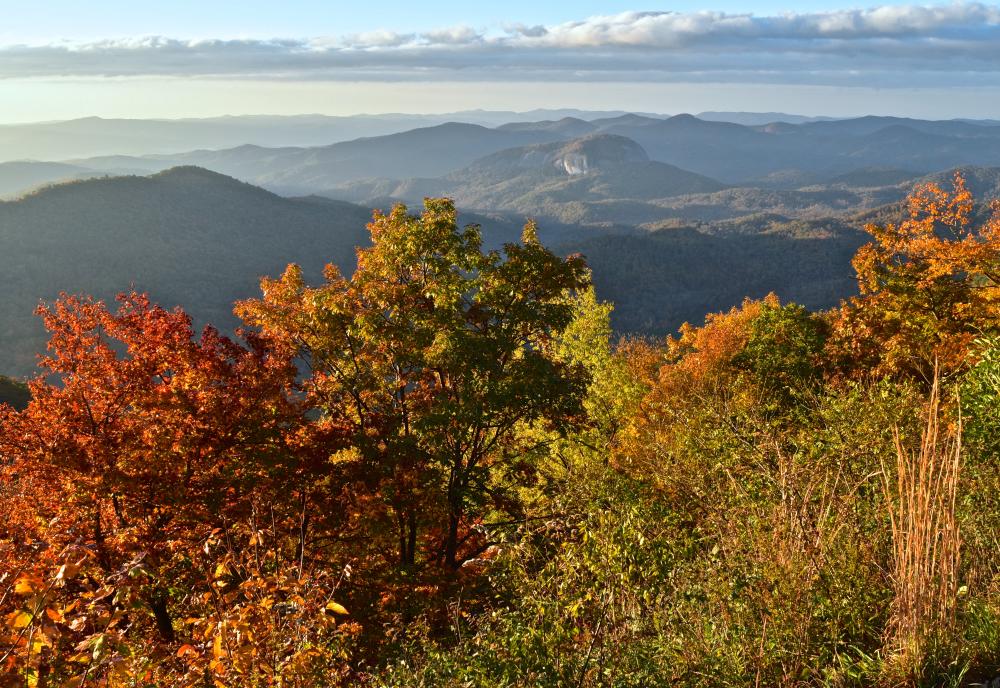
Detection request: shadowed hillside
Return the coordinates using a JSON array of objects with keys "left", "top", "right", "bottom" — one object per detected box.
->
[
  {"left": 565, "top": 223, "right": 867, "bottom": 334},
  {"left": 0, "top": 167, "right": 373, "bottom": 376}
]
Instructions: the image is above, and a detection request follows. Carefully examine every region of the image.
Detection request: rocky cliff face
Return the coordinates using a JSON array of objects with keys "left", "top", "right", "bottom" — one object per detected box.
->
[{"left": 548, "top": 135, "right": 649, "bottom": 175}]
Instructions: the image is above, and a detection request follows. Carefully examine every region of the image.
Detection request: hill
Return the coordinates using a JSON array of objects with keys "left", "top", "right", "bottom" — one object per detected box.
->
[
  {"left": 567, "top": 222, "right": 866, "bottom": 334},
  {"left": 0, "top": 167, "right": 374, "bottom": 376}
]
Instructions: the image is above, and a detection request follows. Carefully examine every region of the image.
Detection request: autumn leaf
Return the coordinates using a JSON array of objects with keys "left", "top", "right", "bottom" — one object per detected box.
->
[
  {"left": 324, "top": 601, "right": 349, "bottom": 616},
  {"left": 176, "top": 644, "right": 200, "bottom": 659},
  {"left": 56, "top": 563, "right": 80, "bottom": 581},
  {"left": 6, "top": 610, "right": 33, "bottom": 629},
  {"left": 14, "top": 576, "right": 43, "bottom": 595}
]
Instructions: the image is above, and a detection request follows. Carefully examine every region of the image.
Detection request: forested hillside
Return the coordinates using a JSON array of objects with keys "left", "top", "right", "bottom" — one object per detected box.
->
[
  {"left": 0, "top": 168, "right": 374, "bottom": 375},
  {"left": 569, "top": 223, "right": 866, "bottom": 334},
  {"left": 4, "top": 177, "right": 1000, "bottom": 686},
  {"left": 0, "top": 164, "right": 872, "bottom": 376}
]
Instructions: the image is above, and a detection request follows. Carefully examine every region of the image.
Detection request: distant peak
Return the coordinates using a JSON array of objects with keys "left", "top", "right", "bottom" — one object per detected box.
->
[
  {"left": 151, "top": 165, "right": 245, "bottom": 185},
  {"left": 435, "top": 121, "right": 487, "bottom": 131},
  {"left": 154, "top": 165, "right": 223, "bottom": 177}
]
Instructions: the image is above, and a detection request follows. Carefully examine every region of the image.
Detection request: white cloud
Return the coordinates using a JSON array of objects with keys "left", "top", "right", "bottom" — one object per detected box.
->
[{"left": 2, "top": 3, "right": 1000, "bottom": 87}]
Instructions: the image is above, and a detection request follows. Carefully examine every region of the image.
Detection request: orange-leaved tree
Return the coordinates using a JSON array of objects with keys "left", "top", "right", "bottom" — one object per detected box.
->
[
  {"left": 831, "top": 172, "right": 1000, "bottom": 379},
  {"left": 0, "top": 292, "right": 336, "bottom": 683},
  {"left": 238, "top": 199, "right": 591, "bottom": 570}
]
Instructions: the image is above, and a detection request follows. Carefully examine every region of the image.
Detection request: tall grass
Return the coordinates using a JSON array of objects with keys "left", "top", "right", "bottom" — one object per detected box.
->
[{"left": 882, "top": 372, "right": 962, "bottom": 680}]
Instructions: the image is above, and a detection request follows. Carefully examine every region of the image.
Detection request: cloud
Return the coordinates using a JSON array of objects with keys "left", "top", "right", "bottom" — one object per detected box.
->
[{"left": 3, "top": 3, "right": 1000, "bottom": 88}]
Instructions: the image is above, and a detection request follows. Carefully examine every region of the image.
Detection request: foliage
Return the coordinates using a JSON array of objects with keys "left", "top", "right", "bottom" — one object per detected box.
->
[
  {"left": 831, "top": 173, "right": 1000, "bottom": 379},
  {"left": 236, "top": 199, "right": 590, "bottom": 570},
  {"left": 0, "top": 292, "right": 353, "bottom": 686},
  {"left": 4, "top": 183, "right": 1000, "bottom": 686}
]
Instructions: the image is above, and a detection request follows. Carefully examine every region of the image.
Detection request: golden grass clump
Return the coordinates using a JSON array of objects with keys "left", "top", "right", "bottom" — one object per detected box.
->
[{"left": 882, "top": 371, "right": 962, "bottom": 679}]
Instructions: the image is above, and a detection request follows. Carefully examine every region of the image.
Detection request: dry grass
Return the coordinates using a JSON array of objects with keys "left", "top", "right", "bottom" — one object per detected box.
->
[{"left": 882, "top": 371, "right": 962, "bottom": 680}]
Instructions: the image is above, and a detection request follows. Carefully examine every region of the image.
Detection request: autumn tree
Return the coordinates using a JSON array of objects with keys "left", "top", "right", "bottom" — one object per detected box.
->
[
  {"left": 238, "top": 199, "right": 590, "bottom": 569},
  {"left": 0, "top": 292, "right": 314, "bottom": 648},
  {"left": 831, "top": 173, "right": 1000, "bottom": 379}
]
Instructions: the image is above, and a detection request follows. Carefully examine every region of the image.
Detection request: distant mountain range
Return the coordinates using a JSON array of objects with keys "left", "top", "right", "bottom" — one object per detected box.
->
[
  {"left": 4, "top": 113, "right": 997, "bottom": 200},
  {"left": 5, "top": 110, "right": 861, "bottom": 163},
  {"left": 3, "top": 111, "right": 1000, "bottom": 377},
  {"left": 0, "top": 110, "right": 651, "bottom": 162}
]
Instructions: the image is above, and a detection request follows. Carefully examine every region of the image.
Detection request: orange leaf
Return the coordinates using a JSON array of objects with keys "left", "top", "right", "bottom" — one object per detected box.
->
[
  {"left": 176, "top": 643, "right": 199, "bottom": 659},
  {"left": 56, "top": 564, "right": 80, "bottom": 581}
]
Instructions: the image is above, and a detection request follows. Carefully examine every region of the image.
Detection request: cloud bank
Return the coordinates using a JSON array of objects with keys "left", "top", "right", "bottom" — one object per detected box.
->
[{"left": 4, "top": 3, "right": 1000, "bottom": 87}]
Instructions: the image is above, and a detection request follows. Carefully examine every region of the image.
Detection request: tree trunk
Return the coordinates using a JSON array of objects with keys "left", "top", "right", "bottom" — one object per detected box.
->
[
  {"left": 149, "top": 591, "right": 175, "bottom": 643},
  {"left": 398, "top": 510, "right": 418, "bottom": 566},
  {"left": 444, "top": 510, "right": 461, "bottom": 569},
  {"left": 407, "top": 511, "right": 417, "bottom": 566},
  {"left": 93, "top": 508, "right": 111, "bottom": 571}
]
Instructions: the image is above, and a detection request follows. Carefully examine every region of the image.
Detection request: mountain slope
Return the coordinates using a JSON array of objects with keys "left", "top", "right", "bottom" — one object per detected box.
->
[
  {"left": 0, "top": 161, "right": 103, "bottom": 198},
  {"left": 564, "top": 223, "right": 866, "bottom": 334},
  {"left": 0, "top": 167, "right": 375, "bottom": 376},
  {"left": 82, "top": 123, "right": 576, "bottom": 193}
]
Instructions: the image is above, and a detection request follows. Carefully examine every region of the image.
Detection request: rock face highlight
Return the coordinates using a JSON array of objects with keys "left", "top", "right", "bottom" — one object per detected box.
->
[{"left": 549, "top": 135, "right": 649, "bottom": 175}]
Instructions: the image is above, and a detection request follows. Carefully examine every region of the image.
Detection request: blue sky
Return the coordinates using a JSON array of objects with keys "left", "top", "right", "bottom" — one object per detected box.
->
[{"left": 2, "top": 2, "right": 1000, "bottom": 122}]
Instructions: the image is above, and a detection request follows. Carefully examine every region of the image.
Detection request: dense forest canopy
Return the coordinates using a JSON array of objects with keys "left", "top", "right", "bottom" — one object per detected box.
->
[{"left": 3, "top": 177, "right": 1000, "bottom": 686}]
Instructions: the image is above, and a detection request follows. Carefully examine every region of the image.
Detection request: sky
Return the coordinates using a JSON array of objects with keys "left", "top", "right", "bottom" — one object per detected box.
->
[{"left": 2, "top": 1, "right": 1000, "bottom": 121}]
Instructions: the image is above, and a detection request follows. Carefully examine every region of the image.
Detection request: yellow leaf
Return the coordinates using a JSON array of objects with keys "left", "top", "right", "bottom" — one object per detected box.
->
[
  {"left": 91, "top": 634, "right": 107, "bottom": 662},
  {"left": 14, "top": 577, "right": 42, "bottom": 595},
  {"left": 30, "top": 630, "right": 52, "bottom": 652},
  {"left": 45, "top": 607, "right": 65, "bottom": 623},
  {"left": 325, "top": 601, "right": 349, "bottom": 615},
  {"left": 7, "top": 610, "right": 33, "bottom": 629}
]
